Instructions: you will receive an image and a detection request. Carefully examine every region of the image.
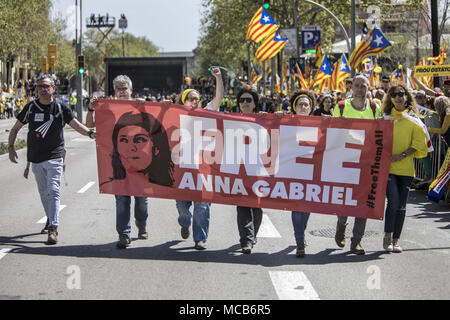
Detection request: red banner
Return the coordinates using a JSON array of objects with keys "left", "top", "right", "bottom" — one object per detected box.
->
[{"left": 95, "top": 99, "right": 393, "bottom": 220}]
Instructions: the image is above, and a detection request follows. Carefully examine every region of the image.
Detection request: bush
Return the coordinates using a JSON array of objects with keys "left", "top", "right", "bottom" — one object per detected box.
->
[{"left": 0, "top": 139, "right": 27, "bottom": 155}]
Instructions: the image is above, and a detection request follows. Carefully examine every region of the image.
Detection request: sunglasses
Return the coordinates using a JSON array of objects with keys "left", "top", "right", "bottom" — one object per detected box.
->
[
  {"left": 187, "top": 96, "right": 200, "bottom": 102},
  {"left": 239, "top": 97, "right": 253, "bottom": 103},
  {"left": 37, "top": 84, "right": 53, "bottom": 89},
  {"left": 391, "top": 92, "right": 406, "bottom": 98}
]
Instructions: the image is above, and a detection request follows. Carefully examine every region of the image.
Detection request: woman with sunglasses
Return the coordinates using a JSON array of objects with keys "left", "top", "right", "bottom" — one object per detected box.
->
[
  {"left": 382, "top": 83, "right": 429, "bottom": 253},
  {"left": 175, "top": 67, "right": 224, "bottom": 250},
  {"left": 235, "top": 88, "right": 263, "bottom": 254}
]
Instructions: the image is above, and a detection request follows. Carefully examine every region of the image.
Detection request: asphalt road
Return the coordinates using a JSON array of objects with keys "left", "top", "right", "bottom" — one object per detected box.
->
[{"left": 0, "top": 121, "right": 449, "bottom": 303}]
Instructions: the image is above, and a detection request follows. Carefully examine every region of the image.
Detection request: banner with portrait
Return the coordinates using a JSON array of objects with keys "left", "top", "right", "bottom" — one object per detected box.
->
[{"left": 95, "top": 99, "right": 393, "bottom": 220}]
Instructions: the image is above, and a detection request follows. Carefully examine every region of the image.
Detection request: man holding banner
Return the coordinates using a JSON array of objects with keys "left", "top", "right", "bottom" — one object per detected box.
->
[
  {"left": 332, "top": 75, "right": 382, "bottom": 255},
  {"left": 87, "top": 75, "right": 149, "bottom": 249}
]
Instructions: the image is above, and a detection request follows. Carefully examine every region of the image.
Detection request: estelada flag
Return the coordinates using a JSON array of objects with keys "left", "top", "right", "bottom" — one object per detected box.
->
[
  {"left": 255, "top": 30, "right": 288, "bottom": 62},
  {"left": 246, "top": 7, "right": 279, "bottom": 43},
  {"left": 427, "top": 42, "right": 447, "bottom": 65},
  {"left": 94, "top": 99, "right": 394, "bottom": 220},
  {"left": 313, "top": 54, "right": 332, "bottom": 85},
  {"left": 349, "top": 26, "right": 392, "bottom": 71}
]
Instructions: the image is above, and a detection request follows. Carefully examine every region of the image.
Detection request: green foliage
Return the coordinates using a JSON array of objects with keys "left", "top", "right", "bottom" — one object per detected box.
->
[{"left": 0, "top": 139, "right": 27, "bottom": 155}]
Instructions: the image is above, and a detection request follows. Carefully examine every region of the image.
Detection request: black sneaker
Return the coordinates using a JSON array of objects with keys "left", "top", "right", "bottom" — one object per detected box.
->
[
  {"left": 181, "top": 226, "right": 190, "bottom": 239},
  {"left": 41, "top": 218, "right": 50, "bottom": 234},
  {"left": 138, "top": 228, "right": 148, "bottom": 240},
  {"left": 116, "top": 235, "right": 131, "bottom": 249},
  {"left": 194, "top": 241, "right": 207, "bottom": 250},
  {"left": 242, "top": 245, "right": 252, "bottom": 254}
]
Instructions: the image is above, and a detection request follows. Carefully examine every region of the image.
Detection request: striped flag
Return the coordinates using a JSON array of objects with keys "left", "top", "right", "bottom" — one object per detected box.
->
[
  {"left": 255, "top": 30, "right": 288, "bottom": 62},
  {"left": 348, "top": 26, "right": 392, "bottom": 71},
  {"left": 292, "top": 62, "right": 308, "bottom": 89},
  {"left": 250, "top": 63, "right": 262, "bottom": 84},
  {"left": 390, "top": 65, "right": 405, "bottom": 84},
  {"left": 313, "top": 54, "right": 332, "bottom": 85},
  {"left": 246, "top": 7, "right": 279, "bottom": 43},
  {"left": 331, "top": 54, "right": 351, "bottom": 91},
  {"left": 427, "top": 42, "right": 446, "bottom": 65}
]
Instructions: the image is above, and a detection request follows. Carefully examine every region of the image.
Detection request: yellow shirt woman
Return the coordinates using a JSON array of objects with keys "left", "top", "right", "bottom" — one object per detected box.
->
[{"left": 389, "top": 108, "right": 429, "bottom": 177}]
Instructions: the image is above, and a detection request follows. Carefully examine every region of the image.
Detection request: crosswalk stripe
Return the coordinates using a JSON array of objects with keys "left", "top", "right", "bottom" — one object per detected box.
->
[
  {"left": 257, "top": 214, "right": 281, "bottom": 238},
  {"left": 0, "top": 248, "right": 12, "bottom": 261},
  {"left": 77, "top": 181, "right": 95, "bottom": 193},
  {"left": 269, "top": 271, "right": 320, "bottom": 300},
  {"left": 36, "top": 205, "right": 66, "bottom": 224}
]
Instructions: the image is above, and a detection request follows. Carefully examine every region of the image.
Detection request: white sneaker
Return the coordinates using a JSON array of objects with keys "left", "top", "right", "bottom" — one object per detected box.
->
[
  {"left": 392, "top": 239, "right": 402, "bottom": 253},
  {"left": 383, "top": 233, "right": 393, "bottom": 252}
]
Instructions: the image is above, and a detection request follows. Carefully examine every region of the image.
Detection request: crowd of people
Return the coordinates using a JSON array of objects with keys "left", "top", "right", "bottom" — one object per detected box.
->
[{"left": 6, "top": 70, "right": 449, "bottom": 260}]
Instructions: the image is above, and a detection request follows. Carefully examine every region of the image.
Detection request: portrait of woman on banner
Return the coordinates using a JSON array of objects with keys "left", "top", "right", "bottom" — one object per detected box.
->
[{"left": 101, "top": 111, "right": 175, "bottom": 189}]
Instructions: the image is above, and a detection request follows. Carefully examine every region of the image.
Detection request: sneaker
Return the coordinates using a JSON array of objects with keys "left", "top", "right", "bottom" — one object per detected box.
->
[
  {"left": 383, "top": 233, "right": 393, "bottom": 252},
  {"left": 350, "top": 240, "right": 365, "bottom": 255},
  {"left": 138, "top": 228, "right": 148, "bottom": 240},
  {"left": 40, "top": 218, "right": 50, "bottom": 234},
  {"left": 252, "top": 237, "right": 257, "bottom": 245},
  {"left": 181, "top": 226, "right": 190, "bottom": 240},
  {"left": 296, "top": 242, "right": 306, "bottom": 258},
  {"left": 242, "top": 245, "right": 252, "bottom": 254},
  {"left": 194, "top": 241, "right": 207, "bottom": 250},
  {"left": 47, "top": 227, "right": 58, "bottom": 245},
  {"left": 392, "top": 239, "right": 403, "bottom": 253},
  {"left": 335, "top": 223, "right": 346, "bottom": 248},
  {"left": 116, "top": 235, "right": 131, "bottom": 249}
]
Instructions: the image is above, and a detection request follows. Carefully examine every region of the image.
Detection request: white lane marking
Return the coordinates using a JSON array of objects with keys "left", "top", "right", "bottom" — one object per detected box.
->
[
  {"left": 0, "top": 248, "right": 12, "bottom": 261},
  {"left": 37, "top": 205, "right": 66, "bottom": 224},
  {"left": 72, "top": 138, "right": 94, "bottom": 142},
  {"left": 77, "top": 181, "right": 95, "bottom": 193},
  {"left": 269, "top": 271, "right": 320, "bottom": 300},
  {"left": 257, "top": 214, "right": 281, "bottom": 238}
]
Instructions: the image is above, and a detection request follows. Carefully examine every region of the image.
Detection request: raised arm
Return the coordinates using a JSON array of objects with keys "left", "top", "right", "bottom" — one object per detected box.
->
[{"left": 208, "top": 67, "right": 224, "bottom": 111}]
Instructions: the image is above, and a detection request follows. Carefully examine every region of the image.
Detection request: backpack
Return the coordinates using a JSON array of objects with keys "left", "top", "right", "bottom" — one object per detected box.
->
[{"left": 337, "top": 100, "right": 378, "bottom": 118}]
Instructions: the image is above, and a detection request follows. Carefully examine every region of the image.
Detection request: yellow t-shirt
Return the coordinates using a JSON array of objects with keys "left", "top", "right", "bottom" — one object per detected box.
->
[
  {"left": 389, "top": 109, "right": 429, "bottom": 177},
  {"left": 332, "top": 99, "right": 382, "bottom": 119}
]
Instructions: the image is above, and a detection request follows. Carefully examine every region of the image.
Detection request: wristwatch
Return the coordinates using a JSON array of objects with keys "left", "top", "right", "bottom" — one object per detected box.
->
[
  {"left": 401, "top": 152, "right": 407, "bottom": 158},
  {"left": 87, "top": 129, "right": 95, "bottom": 139}
]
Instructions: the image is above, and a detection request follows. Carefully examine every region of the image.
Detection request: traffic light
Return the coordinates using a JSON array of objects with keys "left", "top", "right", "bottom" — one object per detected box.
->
[
  {"left": 77, "top": 55, "right": 85, "bottom": 74},
  {"left": 263, "top": 0, "right": 271, "bottom": 9},
  {"left": 41, "top": 56, "right": 48, "bottom": 73}
]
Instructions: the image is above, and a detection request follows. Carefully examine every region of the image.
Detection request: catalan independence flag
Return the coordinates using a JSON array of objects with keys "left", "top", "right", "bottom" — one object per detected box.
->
[
  {"left": 348, "top": 26, "right": 392, "bottom": 71},
  {"left": 427, "top": 42, "right": 446, "bottom": 65},
  {"left": 313, "top": 54, "right": 332, "bottom": 85},
  {"left": 246, "top": 7, "right": 279, "bottom": 43},
  {"left": 293, "top": 62, "right": 308, "bottom": 89},
  {"left": 250, "top": 63, "right": 262, "bottom": 84},
  {"left": 331, "top": 54, "right": 351, "bottom": 90},
  {"left": 255, "top": 30, "right": 288, "bottom": 62}
]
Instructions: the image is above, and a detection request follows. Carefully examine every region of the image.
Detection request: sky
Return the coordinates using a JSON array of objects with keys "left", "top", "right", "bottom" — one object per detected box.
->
[{"left": 51, "top": 0, "right": 204, "bottom": 52}]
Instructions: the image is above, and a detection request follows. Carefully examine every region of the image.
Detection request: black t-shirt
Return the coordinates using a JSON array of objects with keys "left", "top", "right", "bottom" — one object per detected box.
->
[{"left": 17, "top": 100, "right": 74, "bottom": 163}]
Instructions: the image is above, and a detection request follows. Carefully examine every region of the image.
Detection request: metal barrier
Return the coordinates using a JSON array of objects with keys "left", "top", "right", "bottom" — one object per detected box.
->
[{"left": 414, "top": 134, "right": 448, "bottom": 182}]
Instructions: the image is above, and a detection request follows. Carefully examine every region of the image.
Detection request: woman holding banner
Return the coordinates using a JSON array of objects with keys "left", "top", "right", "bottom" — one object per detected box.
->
[
  {"left": 236, "top": 88, "right": 263, "bottom": 254},
  {"left": 175, "top": 67, "right": 224, "bottom": 250},
  {"left": 382, "top": 83, "right": 429, "bottom": 253},
  {"left": 287, "top": 89, "right": 317, "bottom": 258}
]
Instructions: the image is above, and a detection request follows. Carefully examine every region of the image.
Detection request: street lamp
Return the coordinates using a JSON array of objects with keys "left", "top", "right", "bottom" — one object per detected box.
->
[{"left": 119, "top": 14, "right": 128, "bottom": 57}]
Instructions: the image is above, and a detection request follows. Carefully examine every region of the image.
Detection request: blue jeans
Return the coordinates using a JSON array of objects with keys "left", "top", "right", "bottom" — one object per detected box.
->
[
  {"left": 176, "top": 200, "right": 210, "bottom": 242},
  {"left": 32, "top": 158, "right": 63, "bottom": 228},
  {"left": 384, "top": 174, "right": 413, "bottom": 239},
  {"left": 291, "top": 211, "right": 310, "bottom": 244},
  {"left": 115, "top": 195, "right": 148, "bottom": 238}
]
